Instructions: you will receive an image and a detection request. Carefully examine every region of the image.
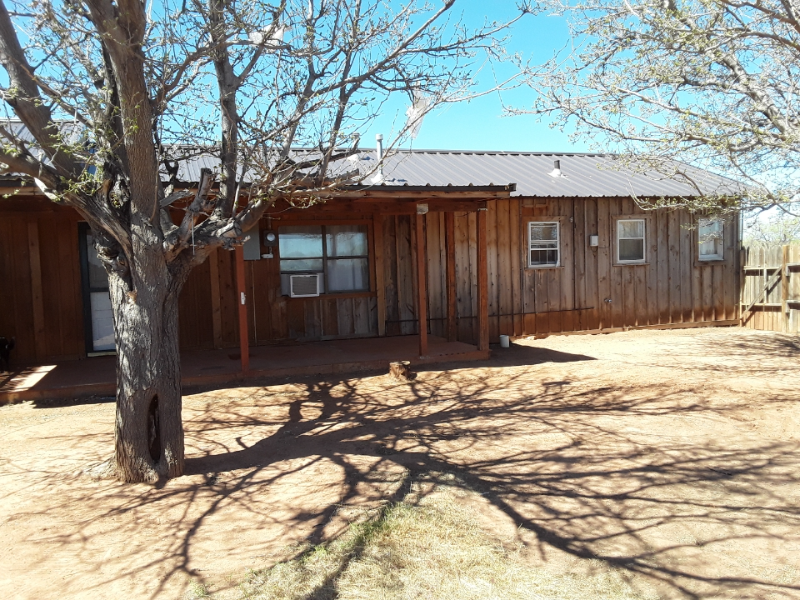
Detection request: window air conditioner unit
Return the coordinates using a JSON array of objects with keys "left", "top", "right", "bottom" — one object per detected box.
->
[{"left": 289, "top": 273, "right": 321, "bottom": 298}]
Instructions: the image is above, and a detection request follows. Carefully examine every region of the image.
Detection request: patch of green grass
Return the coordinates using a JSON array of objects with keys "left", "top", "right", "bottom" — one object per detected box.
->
[
  {"left": 187, "top": 579, "right": 210, "bottom": 598},
  {"left": 219, "top": 474, "right": 652, "bottom": 600}
]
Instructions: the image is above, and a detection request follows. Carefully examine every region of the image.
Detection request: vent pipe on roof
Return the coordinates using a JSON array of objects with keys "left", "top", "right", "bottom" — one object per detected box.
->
[
  {"left": 368, "top": 133, "right": 386, "bottom": 185},
  {"left": 376, "top": 134, "right": 384, "bottom": 178},
  {"left": 548, "top": 159, "right": 566, "bottom": 178}
]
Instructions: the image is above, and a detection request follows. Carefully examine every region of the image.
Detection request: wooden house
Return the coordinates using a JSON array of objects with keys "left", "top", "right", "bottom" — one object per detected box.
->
[{"left": 0, "top": 150, "right": 744, "bottom": 369}]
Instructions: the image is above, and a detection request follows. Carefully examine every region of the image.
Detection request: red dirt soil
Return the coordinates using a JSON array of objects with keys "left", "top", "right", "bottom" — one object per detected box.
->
[{"left": 1, "top": 327, "right": 799, "bottom": 599}]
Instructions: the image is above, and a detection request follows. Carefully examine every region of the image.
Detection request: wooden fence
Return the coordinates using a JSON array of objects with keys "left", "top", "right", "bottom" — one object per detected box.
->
[{"left": 740, "top": 244, "right": 800, "bottom": 333}]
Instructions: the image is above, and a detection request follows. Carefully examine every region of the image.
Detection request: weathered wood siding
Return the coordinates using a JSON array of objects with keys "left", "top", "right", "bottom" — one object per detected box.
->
[
  {"left": 178, "top": 255, "right": 216, "bottom": 350},
  {"left": 0, "top": 200, "right": 217, "bottom": 362},
  {"left": 741, "top": 244, "right": 800, "bottom": 333},
  {"left": 0, "top": 202, "right": 85, "bottom": 362},
  {"left": 381, "top": 215, "right": 418, "bottom": 336},
  {"left": 422, "top": 197, "right": 740, "bottom": 344},
  {"left": 0, "top": 195, "right": 742, "bottom": 364}
]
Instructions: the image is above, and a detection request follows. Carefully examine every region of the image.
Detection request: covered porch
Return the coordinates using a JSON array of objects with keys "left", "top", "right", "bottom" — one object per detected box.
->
[
  {"left": 0, "top": 183, "right": 511, "bottom": 404},
  {"left": 229, "top": 184, "right": 512, "bottom": 371},
  {"left": 0, "top": 334, "right": 487, "bottom": 404}
]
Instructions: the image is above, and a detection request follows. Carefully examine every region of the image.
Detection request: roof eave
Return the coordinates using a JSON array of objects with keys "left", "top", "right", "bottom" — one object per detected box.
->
[{"left": 312, "top": 183, "right": 516, "bottom": 201}]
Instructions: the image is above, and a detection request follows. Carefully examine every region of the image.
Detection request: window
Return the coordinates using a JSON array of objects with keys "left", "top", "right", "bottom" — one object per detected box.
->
[
  {"left": 279, "top": 224, "right": 369, "bottom": 294},
  {"left": 528, "top": 221, "right": 560, "bottom": 267},
  {"left": 698, "top": 218, "right": 724, "bottom": 261},
  {"left": 616, "top": 219, "right": 646, "bottom": 263}
]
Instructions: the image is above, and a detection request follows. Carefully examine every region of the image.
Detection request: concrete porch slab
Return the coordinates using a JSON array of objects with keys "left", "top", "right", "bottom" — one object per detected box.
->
[{"left": 0, "top": 335, "right": 488, "bottom": 404}]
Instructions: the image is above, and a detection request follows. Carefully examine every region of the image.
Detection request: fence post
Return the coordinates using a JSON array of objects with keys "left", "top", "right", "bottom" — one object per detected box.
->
[
  {"left": 782, "top": 245, "right": 789, "bottom": 333},
  {"left": 739, "top": 247, "right": 747, "bottom": 324}
]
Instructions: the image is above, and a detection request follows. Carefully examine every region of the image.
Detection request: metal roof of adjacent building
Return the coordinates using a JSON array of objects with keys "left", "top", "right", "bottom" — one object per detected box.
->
[{"left": 346, "top": 149, "right": 746, "bottom": 198}]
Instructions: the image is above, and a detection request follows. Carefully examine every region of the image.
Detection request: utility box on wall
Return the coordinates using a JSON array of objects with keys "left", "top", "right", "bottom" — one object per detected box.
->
[
  {"left": 243, "top": 227, "right": 262, "bottom": 260},
  {"left": 261, "top": 229, "right": 278, "bottom": 258}
]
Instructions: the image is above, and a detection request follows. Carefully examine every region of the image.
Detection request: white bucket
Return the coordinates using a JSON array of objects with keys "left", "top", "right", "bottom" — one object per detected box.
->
[{"left": 499, "top": 335, "right": 510, "bottom": 348}]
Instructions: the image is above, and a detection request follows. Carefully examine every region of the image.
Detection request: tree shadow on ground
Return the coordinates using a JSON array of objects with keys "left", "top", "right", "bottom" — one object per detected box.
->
[
  {"left": 180, "top": 365, "right": 800, "bottom": 599},
  {"left": 176, "top": 343, "right": 599, "bottom": 401},
  {"left": 6, "top": 330, "right": 800, "bottom": 600}
]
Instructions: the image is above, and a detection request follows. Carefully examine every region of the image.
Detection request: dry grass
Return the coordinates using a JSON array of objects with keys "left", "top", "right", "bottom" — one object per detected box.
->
[{"left": 206, "top": 473, "right": 652, "bottom": 600}]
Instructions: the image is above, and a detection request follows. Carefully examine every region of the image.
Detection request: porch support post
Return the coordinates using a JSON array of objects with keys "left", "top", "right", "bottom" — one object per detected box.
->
[
  {"left": 445, "top": 211, "right": 457, "bottom": 342},
  {"left": 477, "top": 203, "right": 489, "bottom": 352},
  {"left": 235, "top": 245, "right": 250, "bottom": 373},
  {"left": 373, "top": 213, "right": 386, "bottom": 336},
  {"left": 415, "top": 212, "right": 428, "bottom": 357}
]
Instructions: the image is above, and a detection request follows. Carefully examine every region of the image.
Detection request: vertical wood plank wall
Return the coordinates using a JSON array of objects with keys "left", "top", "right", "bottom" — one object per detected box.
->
[
  {"left": 0, "top": 196, "right": 743, "bottom": 366},
  {"left": 0, "top": 202, "right": 218, "bottom": 362},
  {"left": 0, "top": 206, "right": 85, "bottom": 363},
  {"left": 423, "top": 197, "right": 740, "bottom": 344},
  {"left": 382, "top": 215, "right": 417, "bottom": 336}
]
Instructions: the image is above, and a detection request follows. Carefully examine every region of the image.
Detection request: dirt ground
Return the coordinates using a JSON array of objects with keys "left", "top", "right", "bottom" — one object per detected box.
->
[{"left": 1, "top": 327, "right": 799, "bottom": 600}]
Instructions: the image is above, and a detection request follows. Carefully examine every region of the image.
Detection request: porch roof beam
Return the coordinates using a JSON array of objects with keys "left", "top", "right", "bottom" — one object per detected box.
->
[
  {"left": 269, "top": 199, "right": 491, "bottom": 216},
  {"left": 311, "top": 183, "right": 515, "bottom": 200}
]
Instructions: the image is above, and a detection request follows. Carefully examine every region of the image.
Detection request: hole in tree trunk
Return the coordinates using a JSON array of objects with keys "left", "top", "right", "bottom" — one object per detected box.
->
[{"left": 148, "top": 395, "right": 161, "bottom": 462}]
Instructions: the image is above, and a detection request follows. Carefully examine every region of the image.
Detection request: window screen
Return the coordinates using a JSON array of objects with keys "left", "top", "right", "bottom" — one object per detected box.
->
[
  {"left": 279, "top": 226, "right": 324, "bottom": 272},
  {"left": 529, "top": 222, "right": 559, "bottom": 267},
  {"left": 698, "top": 218, "right": 723, "bottom": 261},
  {"left": 617, "top": 219, "right": 645, "bottom": 263},
  {"left": 325, "top": 225, "right": 369, "bottom": 292}
]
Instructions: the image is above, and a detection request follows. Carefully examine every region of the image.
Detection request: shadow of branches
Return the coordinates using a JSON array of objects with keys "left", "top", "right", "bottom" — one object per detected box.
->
[{"left": 3, "top": 329, "right": 800, "bottom": 599}]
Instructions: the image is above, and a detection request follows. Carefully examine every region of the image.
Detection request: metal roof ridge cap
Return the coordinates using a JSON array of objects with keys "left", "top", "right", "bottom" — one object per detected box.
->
[
  {"left": 338, "top": 183, "right": 516, "bottom": 190},
  {"left": 387, "top": 148, "right": 609, "bottom": 156}
]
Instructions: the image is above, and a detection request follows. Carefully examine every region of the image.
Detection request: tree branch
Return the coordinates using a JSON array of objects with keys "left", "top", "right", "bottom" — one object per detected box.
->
[
  {"left": 0, "top": 0, "right": 81, "bottom": 176},
  {"left": 163, "top": 167, "right": 216, "bottom": 261}
]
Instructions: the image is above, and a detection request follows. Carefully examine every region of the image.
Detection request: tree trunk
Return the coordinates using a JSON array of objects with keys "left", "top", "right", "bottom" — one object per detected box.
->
[{"left": 109, "top": 260, "right": 185, "bottom": 483}]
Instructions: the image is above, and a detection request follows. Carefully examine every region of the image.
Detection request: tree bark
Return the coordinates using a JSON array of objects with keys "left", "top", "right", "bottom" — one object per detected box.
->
[
  {"left": 208, "top": 0, "right": 240, "bottom": 219},
  {"left": 109, "top": 256, "right": 185, "bottom": 483}
]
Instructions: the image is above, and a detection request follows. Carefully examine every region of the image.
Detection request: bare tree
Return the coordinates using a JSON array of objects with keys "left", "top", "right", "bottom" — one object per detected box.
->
[
  {"left": 0, "top": 0, "right": 527, "bottom": 482},
  {"left": 520, "top": 0, "right": 800, "bottom": 215},
  {"left": 744, "top": 208, "right": 800, "bottom": 245}
]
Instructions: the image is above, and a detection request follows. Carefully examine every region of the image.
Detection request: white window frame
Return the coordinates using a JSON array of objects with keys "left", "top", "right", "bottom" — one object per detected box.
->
[
  {"left": 698, "top": 218, "right": 724, "bottom": 261},
  {"left": 528, "top": 221, "right": 560, "bottom": 268},
  {"left": 616, "top": 218, "right": 646, "bottom": 264}
]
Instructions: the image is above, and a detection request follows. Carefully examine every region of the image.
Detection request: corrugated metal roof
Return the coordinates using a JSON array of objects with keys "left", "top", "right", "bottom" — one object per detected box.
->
[
  {"left": 174, "top": 149, "right": 745, "bottom": 198},
  {"left": 1, "top": 119, "right": 83, "bottom": 145},
  {"left": 350, "top": 150, "right": 745, "bottom": 198},
  {"left": 1, "top": 118, "right": 745, "bottom": 198}
]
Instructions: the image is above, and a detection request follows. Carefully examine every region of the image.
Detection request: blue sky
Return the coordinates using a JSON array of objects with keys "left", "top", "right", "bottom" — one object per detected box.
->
[
  {"left": 1, "top": 1, "right": 582, "bottom": 154},
  {"left": 364, "top": 1, "right": 590, "bottom": 153}
]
